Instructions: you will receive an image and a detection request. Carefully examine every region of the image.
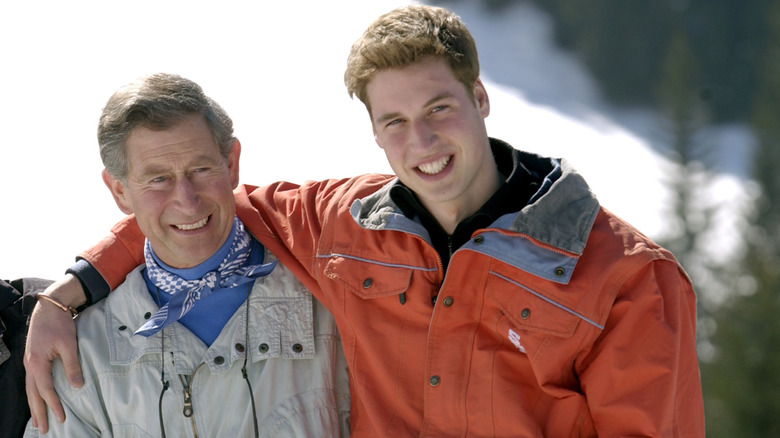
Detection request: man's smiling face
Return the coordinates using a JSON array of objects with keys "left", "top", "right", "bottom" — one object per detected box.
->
[
  {"left": 368, "top": 56, "right": 497, "bottom": 226},
  {"left": 104, "top": 113, "right": 239, "bottom": 268}
]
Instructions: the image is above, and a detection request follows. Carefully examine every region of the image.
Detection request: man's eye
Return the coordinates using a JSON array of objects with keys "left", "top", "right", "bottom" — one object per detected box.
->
[
  {"left": 386, "top": 119, "right": 402, "bottom": 128},
  {"left": 151, "top": 176, "right": 166, "bottom": 183}
]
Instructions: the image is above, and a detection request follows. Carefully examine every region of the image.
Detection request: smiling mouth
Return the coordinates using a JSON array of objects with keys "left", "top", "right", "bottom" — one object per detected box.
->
[
  {"left": 418, "top": 156, "right": 452, "bottom": 175},
  {"left": 174, "top": 216, "right": 209, "bottom": 231}
]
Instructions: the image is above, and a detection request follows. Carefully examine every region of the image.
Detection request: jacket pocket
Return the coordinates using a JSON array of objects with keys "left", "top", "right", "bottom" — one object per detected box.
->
[
  {"left": 322, "top": 255, "right": 415, "bottom": 299},
  {"left": 486, "top": 271, "right": 581, "bottom": 338}
]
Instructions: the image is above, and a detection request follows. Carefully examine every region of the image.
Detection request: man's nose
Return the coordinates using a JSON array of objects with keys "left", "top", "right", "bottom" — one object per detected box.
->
[
  {"left": 409, "top": 119, "right": 437, "bottom": 151},
  {"left": 172, "top": 177, "right": 201, "bottom": 211}
]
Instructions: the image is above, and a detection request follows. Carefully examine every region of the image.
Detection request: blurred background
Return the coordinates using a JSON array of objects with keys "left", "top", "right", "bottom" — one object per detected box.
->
[{"left": 1, "top": 0, "right": 777, "bottom": 434}]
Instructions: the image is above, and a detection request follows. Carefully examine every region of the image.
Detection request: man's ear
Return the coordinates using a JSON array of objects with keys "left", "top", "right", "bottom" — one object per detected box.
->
[
  {"left": 102, "top": 169, "right": 133, "bottom": 215},
  {"left": 227, "top": 139, "right": 241, "bottom": 189},
  {"left": 473, "top": 79, "right": 490, "bottom": 118}
]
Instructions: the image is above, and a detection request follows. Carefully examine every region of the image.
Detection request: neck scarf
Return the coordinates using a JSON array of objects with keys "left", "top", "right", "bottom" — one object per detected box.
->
[{"left": 135, "top": 217, "right": 277, "bottom": 337}]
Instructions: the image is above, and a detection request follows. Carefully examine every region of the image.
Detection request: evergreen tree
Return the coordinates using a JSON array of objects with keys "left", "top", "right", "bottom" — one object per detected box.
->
[
  {"left": 700, "top": 1, "right": 780, "bottom": 435},
  {"left": 531, "top": 0, "right": 770, "bottom": 124},
  {"left": 655, "top": 31, "right": 711, "bottom": 267}
]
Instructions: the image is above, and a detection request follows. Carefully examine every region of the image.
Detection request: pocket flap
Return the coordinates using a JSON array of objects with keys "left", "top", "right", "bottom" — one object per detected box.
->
[
  {"left": 323, "top": 255, "right": 414, "bottom": 299},
  {"left": 487, "top": 271, "right": 581, "bottom": 338}
]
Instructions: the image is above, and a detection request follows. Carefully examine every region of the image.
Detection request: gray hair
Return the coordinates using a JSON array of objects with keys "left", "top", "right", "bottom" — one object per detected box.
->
[{"left": 98, "top": 73, "right": 235, "bottom": 180}]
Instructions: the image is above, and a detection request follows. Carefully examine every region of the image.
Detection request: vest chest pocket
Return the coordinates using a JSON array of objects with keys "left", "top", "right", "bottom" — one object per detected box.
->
[{"left": 323, "top": 255, "right": 415, "bottom": 299}]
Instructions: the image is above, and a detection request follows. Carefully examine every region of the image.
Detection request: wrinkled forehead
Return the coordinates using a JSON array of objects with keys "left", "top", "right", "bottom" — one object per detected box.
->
[{"left": 124, "top": 115, "right": 224, "bottom": 174}]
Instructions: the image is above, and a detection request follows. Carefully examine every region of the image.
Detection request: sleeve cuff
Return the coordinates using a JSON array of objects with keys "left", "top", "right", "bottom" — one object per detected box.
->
[{"left": 66, "top": 259, "right": 110, "bottom": 309}]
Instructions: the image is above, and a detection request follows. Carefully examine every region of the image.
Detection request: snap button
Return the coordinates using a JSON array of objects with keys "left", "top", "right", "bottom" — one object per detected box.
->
[
  {"left": 474, "top": 236, "right": 484, "bottom": 244},
  {"left": 258, "top": 343, "right": 269, "bottom": 353},
  {"left": 429, "top": 375, "right": 441, "bottom": 386},
  {"left": 362, "top": 278, "right": 373, "bottom": 288},
  {"left": 214, "top": 356, "right": 225, "bottom": 365},
  {"left": 521, "top": 308, "right": 531, "bottom": 319},
  {"left": 554, "top": 267, "right": 565, "bottom": 277},
  {"left": 292, "top": 343, "right": 303, "bottom": 353},
  {"left": 118, "top": 325, "right": 127, "bottom": 331},
  {"left": 235, "top": 343, "right": 245, "bottom": 353},
  {"left": 443, "top": 296, "right": 454, "bottom": 307},
  {"left": 144, "top": 312, "right": 152, "bottom": 319}
]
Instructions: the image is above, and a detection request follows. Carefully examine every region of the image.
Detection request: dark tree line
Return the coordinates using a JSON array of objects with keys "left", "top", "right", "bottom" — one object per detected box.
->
[{"left": 527, "top": 0, "right": 770, "bottom": 125}]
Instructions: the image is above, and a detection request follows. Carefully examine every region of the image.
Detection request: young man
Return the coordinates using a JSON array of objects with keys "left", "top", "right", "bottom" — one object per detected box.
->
[
  {"left": 26, "top": 5, "right": 704, "bottom": 436},
  {"left": 24, "top": 73, "right": 349, "bottom": 437}
]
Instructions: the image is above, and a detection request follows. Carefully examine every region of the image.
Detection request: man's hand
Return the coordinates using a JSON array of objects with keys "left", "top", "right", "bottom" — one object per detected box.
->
[{"left": 24, "top": 274, "right": 86, "bottom": 433}]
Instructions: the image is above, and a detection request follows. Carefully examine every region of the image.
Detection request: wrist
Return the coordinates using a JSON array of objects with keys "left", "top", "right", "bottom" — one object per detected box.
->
[
  {"left": 42, "top": 274, "right": 88, "bottom": 309},
  {"left": 36, "top": 293, "right": 79, "bottom": 319}
]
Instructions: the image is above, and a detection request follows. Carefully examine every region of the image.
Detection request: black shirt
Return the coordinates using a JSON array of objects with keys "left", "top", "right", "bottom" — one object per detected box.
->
[{"left": 390, "top": 138, "right": 550, "bottom": 274}]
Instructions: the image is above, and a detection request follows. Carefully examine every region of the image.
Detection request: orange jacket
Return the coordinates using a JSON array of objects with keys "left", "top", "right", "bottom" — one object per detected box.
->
[{"left": 84, "top": 160, "right": 704, "bottom": 437}]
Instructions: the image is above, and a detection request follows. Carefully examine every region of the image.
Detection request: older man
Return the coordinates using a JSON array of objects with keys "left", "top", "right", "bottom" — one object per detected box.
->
[{"left": 24, "top": 73, "right": 349, "bottom": 437}]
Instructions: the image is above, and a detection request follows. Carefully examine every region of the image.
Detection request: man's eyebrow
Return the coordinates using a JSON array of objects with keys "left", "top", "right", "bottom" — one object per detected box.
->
[
  {"left": 375, "top": 111, "right": 403, "bottom": 125},
  {"left": 374, "top": 92, "right": 455, "bottom": 125},
  {"left": 136, "top": 163, "right": 168, "bottom": 178},
  {"left": 423, "top": 92, "right": 454, "bottom": 108},
  {"left": 137, "top": 154, "right": 222, "bottom": 177}
]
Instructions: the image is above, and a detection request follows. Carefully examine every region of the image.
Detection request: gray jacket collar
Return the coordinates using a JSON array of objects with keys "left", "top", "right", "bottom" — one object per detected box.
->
[{"left": 351, "top": 155, "right": 600, "bottom": 256}]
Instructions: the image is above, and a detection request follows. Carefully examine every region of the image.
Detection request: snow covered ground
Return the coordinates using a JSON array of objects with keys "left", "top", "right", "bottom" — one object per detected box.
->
[{"left": 0, "top": 0, "right": 753, "bottom": 280}]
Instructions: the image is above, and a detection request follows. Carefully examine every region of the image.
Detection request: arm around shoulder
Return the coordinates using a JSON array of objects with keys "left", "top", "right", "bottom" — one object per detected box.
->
[
  {"left": 79, "top": 214, "right": 145, "bottom": 291},
  {"left": 24, "top": 274, "right": 84, "bottom": 433}
]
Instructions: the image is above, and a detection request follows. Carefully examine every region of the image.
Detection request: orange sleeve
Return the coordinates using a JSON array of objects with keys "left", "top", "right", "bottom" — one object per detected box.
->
[
  {"left": 80, "top": 177, "right": 393, "bottom": 295},
  {"left": 234, "top": 177, "right": 393, "bottom": 310},
  {"left": 79, "top": 214, "right": 145, "bottom": 291},
  {"left": 577, "top": 259, "right": 705, "bottom": 436}
]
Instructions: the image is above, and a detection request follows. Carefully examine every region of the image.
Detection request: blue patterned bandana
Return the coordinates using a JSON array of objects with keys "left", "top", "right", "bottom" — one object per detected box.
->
[{"left": 135, "top": 217, "right": 277, "bottom": 337}]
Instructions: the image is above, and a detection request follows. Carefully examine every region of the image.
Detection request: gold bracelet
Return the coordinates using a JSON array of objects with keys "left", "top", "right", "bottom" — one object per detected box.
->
[{"left": 37, "top": 294, "right": 79, "bottom": 319}]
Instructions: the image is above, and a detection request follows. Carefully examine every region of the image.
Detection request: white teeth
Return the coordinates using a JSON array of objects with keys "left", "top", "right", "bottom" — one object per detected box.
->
[
  {"left": 175, "top": 217, "right": 208, "bottom": 230},
  {"left": 418, "top": 156, "right": 451, "bottom": 175}
]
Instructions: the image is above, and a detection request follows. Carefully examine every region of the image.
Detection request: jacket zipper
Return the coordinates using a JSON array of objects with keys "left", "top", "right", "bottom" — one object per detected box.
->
[
  {"left": 396, "top": 233, "right": 445, "bottom": 305},
  {"left": 178, "top": 363, "right": 205, "bottom": 438}
]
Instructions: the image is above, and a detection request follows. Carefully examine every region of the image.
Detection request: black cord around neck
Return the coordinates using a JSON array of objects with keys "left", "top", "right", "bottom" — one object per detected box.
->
[
  {"left": 155, "top": 287, "right": 170, "bottom": 438},
  {"left": 242, "top": 282, "right": 260, "bottom": 438}
]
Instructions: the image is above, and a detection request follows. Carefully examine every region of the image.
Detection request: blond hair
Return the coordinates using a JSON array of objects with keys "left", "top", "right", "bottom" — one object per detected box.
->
[{"left": 344, "top": 4, "right": 480, "bottom": 112}]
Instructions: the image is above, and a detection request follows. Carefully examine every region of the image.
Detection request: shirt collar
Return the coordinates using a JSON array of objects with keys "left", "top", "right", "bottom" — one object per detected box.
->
[{"left": 389, "top": 138, "right": 549, "bottom": 270}]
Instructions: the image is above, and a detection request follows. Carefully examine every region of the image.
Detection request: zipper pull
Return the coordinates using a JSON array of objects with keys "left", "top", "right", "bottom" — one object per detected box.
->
[
  {"left": 182, "top": 387, "right": 193, "bottom": 417},
  {"left": 399, "top": 292, "right": 406, "bottom": 305}
]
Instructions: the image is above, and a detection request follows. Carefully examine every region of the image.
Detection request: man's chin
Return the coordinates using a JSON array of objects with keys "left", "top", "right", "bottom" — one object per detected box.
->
[{"left": 155, "top": 246, "right": 216, "bottom": 269}]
